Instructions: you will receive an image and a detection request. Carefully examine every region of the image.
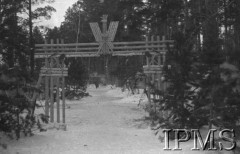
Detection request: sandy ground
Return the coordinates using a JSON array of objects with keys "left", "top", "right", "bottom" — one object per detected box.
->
[{"left": 0, "top": 85, "right": 235, "bottom": 154}]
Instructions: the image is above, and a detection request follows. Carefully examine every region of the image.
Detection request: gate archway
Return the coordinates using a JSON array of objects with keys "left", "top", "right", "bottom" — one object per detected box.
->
[{"left": 34, "top": 15, "right": 174, "bottom": 124}]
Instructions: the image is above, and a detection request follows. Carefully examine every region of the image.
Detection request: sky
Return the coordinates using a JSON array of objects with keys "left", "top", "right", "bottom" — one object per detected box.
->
[{"left": 37, "top": 0, "right": 78, "bottom": 28}]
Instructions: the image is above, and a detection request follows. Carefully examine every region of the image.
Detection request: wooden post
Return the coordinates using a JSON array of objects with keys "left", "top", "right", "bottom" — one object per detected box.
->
[
  {"left": 151, "top": 35, "right": 154, "bottom": 51},
  {"left": 152, "top": 74, "right": 155, "bottom": 89},
  {"left": 145, "top": 36, "right": 152, "bottom": 103},
  {"left": 102, "top": 15, "right": 107, "bottom": 54},
  {"left": 157, "top": 35, "right": 160, "bottom": 52},
  {"left": 61, "top": 39, "right": 65, "bottom": 51},
  {"left": 102, "top": 15, "right": 108, "bottom": 35},
  {"left": 145, "top": 36, "right": 148, "bottom": 50},
  {"left": 151, "top": 35, "right": 155, "bottom": 67},
  {"left": 153, "top": 93, "right": 156, "bottom": 114},
  {"left": 151, "top": 36, "right": 155, "bottom": 89},
  {"left": 62, "top": 77, "right": 66, "bottom": 123},
  {"left": 101, "top": 15, "right": 110, "bottom": 82},
  {"left": 162, "top": 36, "right": 166, "bottom": 92},
  {"left": 145, "top": 36, "right": 149, "bottom": 67},
  {"left": 45, "top": 75, "right": 49, "bottom": 117},
  {"left": 44, "top": 40, "right": 49, "bottom": 117},
  {"left": 56, "top": 39, "right": 59, "bottom": 54},
  {"left": 50, "top": 66, "right": 54, "bottom": 122},
  {"left": 157, "top": 36, "right": 161, "bottom": 65},
  {"left": 162, "top": 36, "right": 166, "bottom": 64},
  {"left": 157, "top": 36, "right": 161, "bottom": 90},
  {"left": 50, "top": 39, "right": 54, "bottom": 123},
  {"left": 61, "top": 39, "right": 65, "bottom": 57},
  {"left": 56, "top": 76, "right": 60, "bottom": 123},
  {"left": 56, "top": 39, "right": 60, "bottom": 123},
  {"left": 61, "top": 39, "right": 66, "bottom": 124},
  {"left": 146, "top": 57, "right": 149, "bottom": 68},
  {"left": 157, "top": 72, "right": 161, "bottom": 90}
]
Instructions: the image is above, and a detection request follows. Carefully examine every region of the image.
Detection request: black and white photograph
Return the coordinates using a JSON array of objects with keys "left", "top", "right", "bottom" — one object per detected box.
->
[{"left": 0, "top": 0, "right": 240, "bottom": 153}]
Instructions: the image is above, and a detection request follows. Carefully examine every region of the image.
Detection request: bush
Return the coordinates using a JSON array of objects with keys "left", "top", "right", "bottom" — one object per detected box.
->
[{"left": 0, "top": 65, "right": 47, "bottom": 140}]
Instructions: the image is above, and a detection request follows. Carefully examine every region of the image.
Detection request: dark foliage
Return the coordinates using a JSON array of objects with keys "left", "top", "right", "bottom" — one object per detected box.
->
[
  {"left": 145, "top": 1, "right": 240, "bottom": 146},
  {"left": 67, "top": 58, "right": 89, "bottom": 91},
  {"left": 0, "top": 65, "right": 48, "bottom": 140}
]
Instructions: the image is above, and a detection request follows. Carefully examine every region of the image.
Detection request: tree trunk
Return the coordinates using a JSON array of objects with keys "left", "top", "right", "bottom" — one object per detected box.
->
[{"left": 29, "top": 0, "right": 34, "bottom": 76}]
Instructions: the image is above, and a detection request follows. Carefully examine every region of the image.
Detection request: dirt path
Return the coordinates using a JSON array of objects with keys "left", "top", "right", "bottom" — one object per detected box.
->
[
  {"left": 62, "top": 87, "right": 163, "bottom": 154},
  {"left": 3, "top": 87, "right": 162, "bottom": 154},
  {"left": 2, "top": 87, "right": 231, "bottom": 154}
]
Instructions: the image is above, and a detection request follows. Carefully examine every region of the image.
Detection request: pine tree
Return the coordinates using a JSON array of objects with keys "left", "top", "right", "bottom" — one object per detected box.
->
[
  {"left": 67, "top": 58, "right": 89, "bottom": 91},
  {"left": 0, "top": 64, "right": 47, "bottom": 139},
  {"left": 159, "top": 31, "right": 199, "bottom": 130},
  {"left": 0, "top": 0, "right": 49, "bottom": 141},
  {"left": 150, "top": 1, "right": 240, "bottom": 146}
]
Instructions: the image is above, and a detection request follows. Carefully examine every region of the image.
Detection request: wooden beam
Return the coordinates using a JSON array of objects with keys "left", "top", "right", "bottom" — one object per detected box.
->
[
  {"left": 151, "top": 36, "right": 154, "bottom": 51},
  {"left": 44, "top": 40, "right": 49, "bottom": 118},
  {"left": 56, "top": 39, "right": 60, "bottom": 123},
  {"left": 40, "top": 70, "right": 68, "bottom": 74},
  {"left": 62, "top": 77, "right": 65, "bottom": 123},
  {"left": 45, "top": 76, "right": 49, "bottom": 117},
  {"left": 36, "top": 47, "right": 99, "bottom": 52},
  {"left": 41, "top": 68, "right": 68, "bottom": 71},
  {"left": 50, "top": 39, "right": 54, "bottom": 123},
  {"left": 90, "top": 22, "right": 103, "bottom": 42},
  {"left": 143, "top": 65, "right": 162, "bottom": 68},
  {"left": 35, "top": 46, "right": 170, "bottom": 54},
  {"left": 61, "top": 39, "right": 66, "bottom": 124},
  {"left": 40, "top": 73, "right": 68, "bottom": 76},
  {"left": 34, "top": 39, "right": 174, "bottom": 58},
  {"left": 107, "top": 21, "right": 118, "bottom": 41},
  {"left": 35, "top": 40, "right": 173, "bottom": 48},
  {"left": 56, "top": 77, "right": 60, "bottom": 123},
  {"left": 35, "top": 50, "right": 171, "bottom": 58},
  {"left": 113, "top": 40, "right": 174, "bottom": 45},
  {"left": 35, "top": 42, "right": 99, "bottom": 47},
  {"left": 35, "top": 41, "right": 173, "bottom": 52},
  {"left": 143, "top": 70, "right": 162, "bottom": 74}
]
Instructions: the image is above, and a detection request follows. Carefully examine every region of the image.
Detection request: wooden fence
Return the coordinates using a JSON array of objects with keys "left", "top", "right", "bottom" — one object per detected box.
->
[{"left": 34, "top": 36, "right": 174, "bottom": 58}]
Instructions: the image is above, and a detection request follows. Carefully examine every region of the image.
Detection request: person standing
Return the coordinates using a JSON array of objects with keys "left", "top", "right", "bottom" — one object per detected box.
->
[{"left": 53, "top": 86, "right": 57, "bottom": 102}]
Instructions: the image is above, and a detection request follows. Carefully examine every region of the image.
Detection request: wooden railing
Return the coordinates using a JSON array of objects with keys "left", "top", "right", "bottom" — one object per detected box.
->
[{"left": 34, "top": 36, "right": 174, "bottom": 58}]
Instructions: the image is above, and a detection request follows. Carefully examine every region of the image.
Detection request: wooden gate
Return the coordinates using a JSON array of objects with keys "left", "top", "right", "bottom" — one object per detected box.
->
[{"left": 34, "top": 15, "right": 174, "bottom": 123}]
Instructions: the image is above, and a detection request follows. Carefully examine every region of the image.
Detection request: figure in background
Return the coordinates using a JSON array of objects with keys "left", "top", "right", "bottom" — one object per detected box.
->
[
  {"left": 94, "top": 79, "right": 99, "bottom": 89},
  {"left": 53, "top": 86, "right": 57, "bottom": 102}
]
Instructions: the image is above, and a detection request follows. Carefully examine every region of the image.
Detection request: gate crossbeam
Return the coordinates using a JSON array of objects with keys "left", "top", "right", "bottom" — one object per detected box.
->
[{"left": 34, "top": 39, "right": 174, "bottom": 58}]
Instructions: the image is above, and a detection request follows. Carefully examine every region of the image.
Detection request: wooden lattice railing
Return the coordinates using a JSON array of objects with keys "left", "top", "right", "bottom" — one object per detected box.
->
[{"left": 34, "top": 36, "right": 174, "bottom": 58}]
